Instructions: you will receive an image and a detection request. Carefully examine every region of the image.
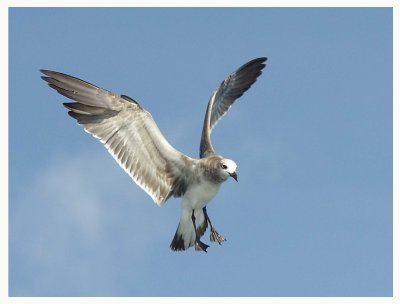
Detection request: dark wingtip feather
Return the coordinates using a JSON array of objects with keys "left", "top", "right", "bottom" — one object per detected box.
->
[
  {"left": 40, "top": 69, "right": 60, "bottom": 77},
  {"left": 121, "top": 94, "right": 140, "bottom": 106},
  {"left": 241, "top": 57, "right": 267, "bottom": 70},
  {"left": 252, "top": 57, "right": 267, "bottom": 63},
  {"left": 233, "top": 57, "right": 268, "bottom": 81},
  {"left": 63, "top": 102, "right": 74, "bottom": 110},
  {"left": 64, "top": 102, "right": 118, "bottom": 124},
  {"left": 67, "top": 110, "right": 79, "bottom": 120},
  {"left": 40, "top": 69, "right": 100, "bottom": 90},
  {"left": 41, "top": 76, "right": 51, "bottom": 83}
]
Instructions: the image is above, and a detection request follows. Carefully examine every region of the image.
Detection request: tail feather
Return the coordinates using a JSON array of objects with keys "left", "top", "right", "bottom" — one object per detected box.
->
[{"left": 170, "top": 209, "right": 207, "bottom": 251}]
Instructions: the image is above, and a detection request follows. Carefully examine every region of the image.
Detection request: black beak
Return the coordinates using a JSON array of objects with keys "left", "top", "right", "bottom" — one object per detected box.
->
[{"left": 230, "top": 172, "right": 238, "bottom": 182}]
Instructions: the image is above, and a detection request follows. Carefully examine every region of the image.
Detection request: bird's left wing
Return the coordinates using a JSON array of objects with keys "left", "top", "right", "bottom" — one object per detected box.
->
[
  {"left": 41, "top": 70, "right": 193, "bottom": 205},
  {"left": 200, "top": 57, "right": 267, "bottom": 158}
]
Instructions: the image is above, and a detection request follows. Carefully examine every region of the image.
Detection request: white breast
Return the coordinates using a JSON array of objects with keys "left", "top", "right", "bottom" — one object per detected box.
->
[{"left": 183, "top": 179, "right": 221, "bottom": 210}]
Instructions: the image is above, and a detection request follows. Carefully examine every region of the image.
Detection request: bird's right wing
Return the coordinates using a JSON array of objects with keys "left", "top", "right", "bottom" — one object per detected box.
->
[{"left": 41, "top": 70, "right": 193, "bottom": 205}]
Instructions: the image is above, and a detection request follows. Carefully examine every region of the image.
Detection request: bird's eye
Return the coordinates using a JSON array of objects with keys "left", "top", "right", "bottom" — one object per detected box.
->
[{"left": 221, "top": 164, "right": 228, "bottom": 169}]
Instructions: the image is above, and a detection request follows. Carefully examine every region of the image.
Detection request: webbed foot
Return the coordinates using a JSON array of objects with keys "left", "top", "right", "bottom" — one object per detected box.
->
[
  {"left": 195, "top": 240, "right": 210, "bottom": 252},
  {"left": 210, "top": 227, "right": 226, "bottom": 245}
]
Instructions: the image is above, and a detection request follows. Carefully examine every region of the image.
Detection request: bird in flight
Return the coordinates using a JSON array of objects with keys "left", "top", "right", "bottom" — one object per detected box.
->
[{"left": 41, "top": 57, "right": 267, "bottom": 252}]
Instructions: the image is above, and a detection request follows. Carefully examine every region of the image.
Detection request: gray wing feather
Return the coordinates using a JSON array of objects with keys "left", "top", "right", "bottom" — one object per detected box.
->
[
  {"left": 200, "top": 57, "right": 267, "bottom": 158},
  {"left": 41, "top": 70, "right": 193, "bottom": 205}
]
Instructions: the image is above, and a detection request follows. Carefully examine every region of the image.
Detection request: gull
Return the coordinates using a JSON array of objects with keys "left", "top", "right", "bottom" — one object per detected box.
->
[{"left": 41, "top": 57, "right": 267, "bottom": 252}]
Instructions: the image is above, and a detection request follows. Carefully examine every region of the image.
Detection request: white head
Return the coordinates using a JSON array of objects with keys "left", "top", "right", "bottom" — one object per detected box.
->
[{"left": 218, "top": 158, "right": 238, "bottom": 182}]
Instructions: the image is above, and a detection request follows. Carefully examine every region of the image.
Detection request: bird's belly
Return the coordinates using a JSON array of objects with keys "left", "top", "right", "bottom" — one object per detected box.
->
[{"left": 184, "top": 181, "right": 221, "bottom": 209}]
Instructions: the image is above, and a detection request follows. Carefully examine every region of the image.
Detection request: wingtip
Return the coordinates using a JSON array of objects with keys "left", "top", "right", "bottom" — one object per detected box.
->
[
  {"left": 250, "top": 57, "right": 268, "bottom": 64},
  {"left": 40, "top": 69, "right": 52, "bottom": 75},
  {"left": 254, "top": 57, "right": 268, "bottom": 70},
  {"left": 40, "top": 70, "right": 61, "bottom": 79},
  {"left": 62, "top": 102, "right": 73, "bottom": 110},
  {"left": 252, "top": 57, "right": 268, "bottom": 69},
  {"left": 256, "top": 56, "right": 267, "bottom": 62}
]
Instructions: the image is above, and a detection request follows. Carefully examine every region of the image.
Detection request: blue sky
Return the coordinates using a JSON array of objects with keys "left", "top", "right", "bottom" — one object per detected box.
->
[{"left": 8, "top": 8, "right": 392, "bottom": 296}]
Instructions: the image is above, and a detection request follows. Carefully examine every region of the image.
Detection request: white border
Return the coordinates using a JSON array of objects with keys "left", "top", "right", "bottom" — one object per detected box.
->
[
  {"left": 1, "top": 0, "right": 8, "bottom": 302},
  {"left": 392, "top": 1, "right": 398, "bottom": 303},
  {"left": 2, "top": 0, "right": 398, "bottom": 7},
  {"left": 2, "top": 1, "right": 397, "bottom": 304}
]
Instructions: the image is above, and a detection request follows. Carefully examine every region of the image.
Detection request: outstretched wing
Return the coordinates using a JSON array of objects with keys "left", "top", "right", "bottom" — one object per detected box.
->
[
  {"left": 200, "top": 57, "right": 267, "bottom": 158},
  {"left": 41, "top": 70, "right": 193, "bottom": 205}
]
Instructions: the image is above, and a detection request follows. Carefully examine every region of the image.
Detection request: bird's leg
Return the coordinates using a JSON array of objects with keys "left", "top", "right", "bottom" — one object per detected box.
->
[
  {"left": 191, "top": 209, "right": 209, "bottom": 252},
  {"left": 203, "top": 207, "right": 226, "bottom": 244}
]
